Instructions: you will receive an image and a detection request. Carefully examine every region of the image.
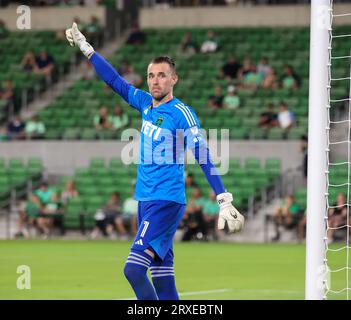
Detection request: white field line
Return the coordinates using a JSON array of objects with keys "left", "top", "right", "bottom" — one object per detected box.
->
[{"left": 113, "top": 288, "right": 302, "bottom": 300}]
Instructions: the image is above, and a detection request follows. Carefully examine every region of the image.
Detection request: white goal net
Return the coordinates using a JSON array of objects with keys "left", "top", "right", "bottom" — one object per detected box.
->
[{"left": 324, "top": 0, "right": 351, "bottom": 300}]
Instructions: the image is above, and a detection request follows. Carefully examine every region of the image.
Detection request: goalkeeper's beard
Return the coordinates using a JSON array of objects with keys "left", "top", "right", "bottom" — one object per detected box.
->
[{"left": 151, "top": 91, "right": 169, "bottom": 102}]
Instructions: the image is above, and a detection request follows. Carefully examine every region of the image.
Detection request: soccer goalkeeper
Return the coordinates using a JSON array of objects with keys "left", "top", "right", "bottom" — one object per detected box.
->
[{"left": 66, "top": 23, "right": 244, "bottom": 300}]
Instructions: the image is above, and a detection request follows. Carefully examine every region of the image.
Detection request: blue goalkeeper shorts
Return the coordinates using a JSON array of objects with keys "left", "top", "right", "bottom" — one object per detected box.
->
[{"left": 130, "top": 200, "right": 186, "bottom": 262}]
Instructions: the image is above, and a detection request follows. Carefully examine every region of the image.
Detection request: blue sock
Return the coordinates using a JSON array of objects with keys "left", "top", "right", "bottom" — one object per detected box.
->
[
  {"left": 150, "top": 265, "right": 179, "bottom": 300},
  {"left": 124, "top": 250, "right": 158, "bottom": 300}
]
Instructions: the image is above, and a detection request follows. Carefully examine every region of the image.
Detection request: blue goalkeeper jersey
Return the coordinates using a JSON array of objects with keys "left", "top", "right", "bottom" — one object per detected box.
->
[
  {"left": 89, "top": 52, "right": 226, "bottom": 203},
  {"left": 127, "top": 86, "right": 205, "bottom": 204}
]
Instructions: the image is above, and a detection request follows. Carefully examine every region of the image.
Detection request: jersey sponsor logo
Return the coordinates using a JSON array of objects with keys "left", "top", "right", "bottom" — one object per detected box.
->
[{"left": 141, "top": 120, "right": 162, "bottom": 140}]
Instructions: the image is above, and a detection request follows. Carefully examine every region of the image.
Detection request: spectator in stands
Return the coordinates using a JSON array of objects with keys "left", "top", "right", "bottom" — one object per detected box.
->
[
  {"left": 0, "top": 19, "right": 9, "bottom": 38},
  {"left": 206, "top": 97, "right": 219, "bottom": 111},
  {"left": 219, "top": 56, "right": 241, "bottom": 82},
  {"left": 21, "top": 51, "right": 40, "bottom": 73},
  {"left": 223, "top": 85, "right": 240, "bottom": 110},
  {"left": 181, "top": 187, "right": 206, "bottom": 241},
  {"left": 85, "top": 15, "right": 103, "bottom": 47},
  {"left": 185, "top": 172, "right": 198, "bottom": 188},
  {"left": 111, "top": 105, "right": 129, "bottom": 131},
  {"left": 126, "top": 24, "right": 146, "bottom": 46},
  {"left": 94, "top": 106, "right": 113, "bottom": 130},
  {"left": 115, "top": 189, "right": 138, "bottom": 239},
  {"left": 272, "top": 195, "right": 301, "bottom": 241},
  {"left": 28, "top": 181, "right": 60, "bottom": 238},
  {"left": 280, "top": 65, "right": 300, "bottom": 90},
  {"left": 208, "top": 85, "right": 224, "bottom": 109},
  {"left": 15, "top": 201, "right": 31, "bottom": 239},
  {"left": 118, "top": 60, "right": 130, "bottom": 76},
  {"left": 179, "top": 31, "right": 197, "bottom": 55},
  {"left": 7, "top": 115, "right": 25, "bottom": 140},
  {"left": 297, "top": 211, "right": 307, "bottom": 243},
  {"left": 300, "top": 134, "right": 308, "bottom": 179},
  {"left": 200, "top": 30, "right": 219, "bottom": 54},
  {"left": 238, "top": 57, "right": 256, "bottom": 80},
  {"left": 0, "top": 80, "right": 15, "bottom": 113},
  {"left": 261, "top": 68, "right": 278, "bottom": 89},
  {"left": 104, "top": 192, "right": 124, "bottom": 238},
  {"left": 0, "top": 128, "right": 7, "bottom": 141},
  {"left": 257, "top": 57, "right": 271, "bottom": 78},
  {"left": 277, "top": 101, "right": 295, "bottom": 131},
  {"left": 80, "top": 60, "right": 96, "bottom": 80},
  {"left": 35, "top": 50, "right": 55, "bottom": 84},
  {"left": 90, "top": 191, "right": 124, "bottom": 239},
  {"left": 258, "top": 103, "right": 278, "bottom": 128},
  {"left": 25, "top": 115, "right": 46, "bottom": 139},
  {"left": 123, "top": 66, "right": 142, "bottom": 88},
  {"left": 327, "top": 193, "right": 348, "bottom": 243},
  {"left": 60, "top": 179, "right": 79, "bottom": 206},
  {"left": 203, "top": 191, "right": 220, "bottom": 241},
  {"left": 72, "top": 16, "right": 85, "bottom": 32},
  {"left": 238, "top": 57, "right": 263, "bottom": 89},
  {"left": 39, "top": 191, "right": 63, "bottom": 236}
]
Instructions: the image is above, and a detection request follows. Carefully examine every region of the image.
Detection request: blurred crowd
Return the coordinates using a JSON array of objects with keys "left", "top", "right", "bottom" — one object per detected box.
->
[
  {"left": 13, "top": 172, "right": 223, "bottom": 241},
  {"left": 271, "top": 192, "right": 349, "bottom": 243},
  {"left": 178, "top": 173, "right": 221, "bottom": 242},
  {"left": 0, "top": 15, "right": 104, "bottom": 137},
  {"left": 5, "top": 115, "right": 46, "bottom": 140},
  {"left": 15, "top": 180, "right": 138, "bottom": 240}
]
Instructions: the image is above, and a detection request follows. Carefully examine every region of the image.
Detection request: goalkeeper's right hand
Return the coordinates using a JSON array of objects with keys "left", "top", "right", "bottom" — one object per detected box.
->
[
  {"left": 217, "top": 192, "right": 245, "bottom": 234},
  {"left": 65, "top": 22, "right": 94, "bottom": 59}
]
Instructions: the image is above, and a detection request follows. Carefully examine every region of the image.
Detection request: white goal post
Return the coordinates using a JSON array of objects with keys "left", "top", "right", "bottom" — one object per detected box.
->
[{"left": 305, "top": 0, "right": 330, "bottom": 300}]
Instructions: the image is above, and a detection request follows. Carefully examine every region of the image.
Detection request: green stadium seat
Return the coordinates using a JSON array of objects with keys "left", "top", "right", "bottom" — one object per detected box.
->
[
  {"left": 266, "top": 128, "right": 284, "bottom": 140},
  {"left": 89, "top": 158, "right": 106, "bottom": 168},
  {"left": 62, "top": 128, "right": 80, "bottom": 140},
  {"left": 81, "top": 129, "right": 97, "bottom": 140},
  {"left": 265, "top": 158, "right": 281, "bottom": 179}
]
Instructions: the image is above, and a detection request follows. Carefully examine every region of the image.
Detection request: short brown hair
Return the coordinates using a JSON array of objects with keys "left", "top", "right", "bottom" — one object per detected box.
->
[{"left": 149, "top": 56, "right": 176, "bottom": 74}]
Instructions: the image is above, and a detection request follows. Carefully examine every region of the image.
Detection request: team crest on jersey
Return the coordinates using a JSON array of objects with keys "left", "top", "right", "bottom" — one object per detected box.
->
[{"left": 155, "top": 117, "right": 164, "bottom": 126}]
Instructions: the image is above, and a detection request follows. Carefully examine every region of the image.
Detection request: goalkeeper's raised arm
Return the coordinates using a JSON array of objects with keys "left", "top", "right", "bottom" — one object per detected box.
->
[{"left": 66, "top": 22, "right": 140, "bottom": 107}]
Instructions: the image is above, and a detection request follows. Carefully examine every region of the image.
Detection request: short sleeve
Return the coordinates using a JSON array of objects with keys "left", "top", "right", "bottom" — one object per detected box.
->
[
  {"left": 128, "top": 86, "right": 153, "bottom": 113},
  {"left": 175, "top": 103, "right": 205, "bottom": 150}
]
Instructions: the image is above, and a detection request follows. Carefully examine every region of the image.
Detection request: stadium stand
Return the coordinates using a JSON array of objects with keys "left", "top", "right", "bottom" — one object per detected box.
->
[
  {"left": 0, "top": 22, "right": 105, "bottom": 124},
  {"left": 0, "top": 157, "right": 43, "bottom": 208},
  {"left": 0, "top": 31, "right": 81, "bottom": 116},
  {"left": 29, "top": 26, "right": 350, "bottom": 140},
  {"left": 0, "top": 155, "right": 282, "bottom": 233}
]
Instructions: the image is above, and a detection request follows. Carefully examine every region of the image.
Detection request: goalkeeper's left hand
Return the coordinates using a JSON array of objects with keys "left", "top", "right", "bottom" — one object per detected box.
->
[
  {"left": 217, "top": 192, "right": 245, "bottom": 233},
  {"left": 65, "top": 22, "right": 94, "bottom": 58}
]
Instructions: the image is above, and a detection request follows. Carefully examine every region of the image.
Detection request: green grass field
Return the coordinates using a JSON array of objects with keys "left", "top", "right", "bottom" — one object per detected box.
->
[{"left": 0, "top": 240, "right": 348, "bottom": 300}]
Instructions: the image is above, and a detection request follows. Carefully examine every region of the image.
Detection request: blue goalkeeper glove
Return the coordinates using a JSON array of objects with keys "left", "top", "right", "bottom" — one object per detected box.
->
[
  {"left": 65, "top": 22, "right": 94, "bottom": 58},
  {"left": 217, "top": 192, "right": 245, "bottom": 233}
]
